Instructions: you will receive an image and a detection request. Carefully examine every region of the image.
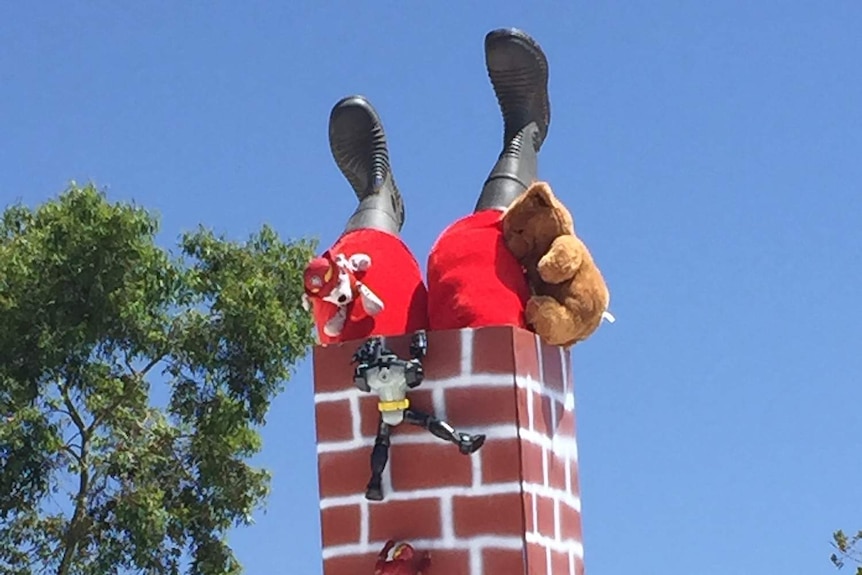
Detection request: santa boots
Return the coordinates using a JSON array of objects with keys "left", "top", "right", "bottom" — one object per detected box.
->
[
  {"left": 329, "top": 96, "right": 406, "bottom": 235},
  {"left": 474, "top": 28, "right": 551, "bottom": 212}
]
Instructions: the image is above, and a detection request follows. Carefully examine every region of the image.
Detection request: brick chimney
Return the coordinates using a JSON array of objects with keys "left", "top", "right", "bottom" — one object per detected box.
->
[{"left": 312, "top": 326, "right": 584, "bottom": 575}]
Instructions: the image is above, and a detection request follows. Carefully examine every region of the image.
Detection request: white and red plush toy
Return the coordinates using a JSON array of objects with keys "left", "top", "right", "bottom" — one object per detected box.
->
[
  {"left": 302, "top": 228, "right": 429, "bottom": 345},
  {"left": 303, "top": 252, "right": 384, "bottom": 338}
]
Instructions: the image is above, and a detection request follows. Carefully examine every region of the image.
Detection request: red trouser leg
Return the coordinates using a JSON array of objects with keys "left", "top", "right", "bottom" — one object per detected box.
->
[
  {"left": 310, "top": 229, "right": 429, "bottom": 344},
  {"left": 426, "top": 210, "right": 530, "bottom": 331}
]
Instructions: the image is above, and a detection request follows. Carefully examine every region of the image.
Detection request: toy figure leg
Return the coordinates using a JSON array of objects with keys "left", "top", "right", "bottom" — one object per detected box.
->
[
  {"left": 403, "top": 409, "right": 486, "bottom": 454},
  {"left": 329, "top": 95, "right": 405, "bottom": 235},
  {"left": 474, "top": 28, "right": 551, "bottom": 212},
  {"left": 366, "top": 418, "right": 392, "bottom": 501}
]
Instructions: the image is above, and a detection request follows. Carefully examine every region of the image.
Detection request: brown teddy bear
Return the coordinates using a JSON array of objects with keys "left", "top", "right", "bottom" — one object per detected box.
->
[{"left": 502, "top": 181, "right": 614, "bottom": 347}]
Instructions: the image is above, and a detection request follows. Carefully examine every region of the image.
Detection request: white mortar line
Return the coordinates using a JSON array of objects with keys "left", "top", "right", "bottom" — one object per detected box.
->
[
  {"left": 381, "top": 455, "right": 393, "bottom": 500},
  {"left": 531, "top": 489, "right": 538, "bottom": 543},
  {"left": 320, "top": 481, "right": 523, "bottom": 509},
  {"left": 535, "top": 333, "right": 544, "bottom": 384},
  {"left": 316, "top": 423, "right": 519, "bottom": 454},
  {"left": 515, "top": 376, "right": 571, "bottom": 411},
  {"left": 519, "top": 428, "right": 579, "bottom": 460},
  {"left": 359, "top": 498, "right": 369, "bottom": 546},
  {"left": 524, "top": 532, "right": 584, "bottom": 558},
  {"left": 554, "top": 499, "right": 561, "bottom": 541},
  {"left": 440, "top": 493, "right": 455, "bottom": 544},
  {"left": 469, "top": 542, "right": 482, "bottom": 575},
  {"left": 432, "top": 386, "right": 447, "bottom": 420},
  {"left": 521, "top": 483, "right": 582, "bottom": 512},
  {"left": 550, "top": 392, "right": 558, "bottom": 431},
  {"left": 348, "top": 394, "right": 362, "bottom": 440},
  {"left": 472, "top": 449, "right": 483, "bottom": 488},
  {"left": 321, "top": 535, "right": 524, "bottom": 559},
  {"left": 569, "top": 549, "right": 576, "bottom": 575},
  {"left": 546, "top": 545, "right": 552, "bottom": 575},
  {"left": 542, "top": 446, "right": 549, "bottom": 488},
  {"left": 315, "top": 373, "right": 517, "bottom": 404},
  {"left": 460, "top": 329, "right": 473, "bottom": 377}
]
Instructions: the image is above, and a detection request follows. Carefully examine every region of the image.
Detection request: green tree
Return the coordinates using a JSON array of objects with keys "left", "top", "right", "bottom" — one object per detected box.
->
[
  {"left": 832, "top": 530, "right": 862, "bottom": 575},
  {"left": 0, "top": 183, "right": 316, "bottom": 575}
]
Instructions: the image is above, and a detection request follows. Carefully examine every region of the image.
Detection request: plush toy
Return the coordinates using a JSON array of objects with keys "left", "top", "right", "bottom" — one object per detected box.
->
[
  {"left": 502, "top": 181, "right": 614, "bottom": 347},
  {"left": 303, "top": 228, "right": 428, "bottom": 344},
  {"left": 303, "top": 252, "right": 384, "bottom": 338},
  {"left": 374, "top": 540, "right": 430, "bottom": 575}
]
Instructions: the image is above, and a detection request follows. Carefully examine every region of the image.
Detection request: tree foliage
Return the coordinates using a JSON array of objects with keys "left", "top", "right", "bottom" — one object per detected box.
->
[
  {"left": 832, "top": 529, "right": 862, "bottom": 575},
  {"left": 0, "top": 183, "right": 316, "bottom": 574}
]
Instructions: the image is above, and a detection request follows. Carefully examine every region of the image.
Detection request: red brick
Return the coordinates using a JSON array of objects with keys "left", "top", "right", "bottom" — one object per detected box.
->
[
  {"left": 523, "top": 491, "right": 535, "bottom": 533},
  {"left": 419, "top": 549, "right": 469, "bottom": 574},
  {"left": 575, "top": 555, "right": 585, "bottom": 575},
  {"left": 471, "top": 326, "right": 515, "bottom": 373},
  {"left": 445, "top": 385, "right": 517, "bottom": 428},
  {"left": 320, "top": 504, "right": 361, "bottom": 546},
  {"left": 423, "top": 329, "right": 462, "bottom": 380},
  {"left": 560, "top": 502, "right": 583, "bottom": 542},
  {"left": 531, "top": 390, "right": 549, "bottom": 437},
  {"left": 483, "top": 547, "right": 526, "bottom": 575},
  {"left": 520, "top": 441, "right": 544, "bottom": 485},
  {"left": 569, "top": 459, "right": 581, "bottom": 494},
  {"left": 548, "top": 452, "right": 567, "bottom": 491},
  {"left": 551, "top": 550, "right": 570, "bottom": 575},
  {"left": 481, "top": 438, "right": 522, "bottom": 484},
  {"left": 536, "top": 495, "right": 555, "bottom": 538},
  {"left": 516, "top": 386, "right": 531, "bottom": 429},
  {"left": 513, "top": 328, "right": 540, "bottom": 379},
  {"left": 313, "top": 342, "right": 361, "bottom": 393},
  {"left": 318, "top": 449, "right": 370, "bottom": 497},
  {"left": 368, "top": 497, "right": 442, "bottom": 541},
  {"left": 525, "top": 542, "right": 546, "bottom": 575},
  {"left": 540, "top": 341, "right": 565, "bottom": 396},
  {"left": 358, "top": 389, "right": 436, "bottom": 438},
  {"left": 452, "top": 492, "right": 523, "bottom": 536},
  {"left": 555, "top": 409, "right": 576, "bottom": 440},
  {"left": 315, "top": 400, "right": 354, "bottom": 442},
  {"left": 323, "top": 552, "right": 377, "bottom": 575},
  {"left": 389, "top": 443, "right": 473, "bottom": 491}
]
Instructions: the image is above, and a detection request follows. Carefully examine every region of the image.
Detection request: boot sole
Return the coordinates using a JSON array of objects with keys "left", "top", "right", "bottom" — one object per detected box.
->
[
  {"left": 485, "top": 28, "right": 551, "bottom": 149},
  {"left": 328, "top": 95, "right": 391, "bottom": 202}
]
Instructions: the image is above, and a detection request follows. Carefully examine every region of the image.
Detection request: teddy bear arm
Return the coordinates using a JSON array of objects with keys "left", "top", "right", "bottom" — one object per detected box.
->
[
  {"left": 538, "top": 235, "right": 584, "bottom": 284},
  {"left": 525, "top": 295, "right": 581, "bottom": 347}
]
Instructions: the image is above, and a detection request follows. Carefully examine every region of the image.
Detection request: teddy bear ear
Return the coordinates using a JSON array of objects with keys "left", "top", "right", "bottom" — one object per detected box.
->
[{"left": 525, "top": 181, "right": 554, "bottom": 208}]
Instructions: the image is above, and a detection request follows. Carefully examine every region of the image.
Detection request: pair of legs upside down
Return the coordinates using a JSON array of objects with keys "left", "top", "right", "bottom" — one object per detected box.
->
[{"left": 304, "top": 28, "right": 552, "bottom": 345}]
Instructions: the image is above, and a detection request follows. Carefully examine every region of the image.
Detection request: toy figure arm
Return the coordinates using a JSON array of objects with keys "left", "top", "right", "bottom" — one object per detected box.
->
[{"left": 538, "top": 235, "right": 584, "bottom": 284}]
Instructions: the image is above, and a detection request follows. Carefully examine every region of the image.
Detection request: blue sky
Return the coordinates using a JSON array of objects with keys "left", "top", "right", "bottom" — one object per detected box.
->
[{"left": 3, "top": 2, "right": 861, "bottom": 574}]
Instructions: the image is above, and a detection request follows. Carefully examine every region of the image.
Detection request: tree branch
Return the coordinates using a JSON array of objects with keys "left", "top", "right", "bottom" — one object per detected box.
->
[{"left": 56, "top": 381, "right": 91, "bottom": 575}]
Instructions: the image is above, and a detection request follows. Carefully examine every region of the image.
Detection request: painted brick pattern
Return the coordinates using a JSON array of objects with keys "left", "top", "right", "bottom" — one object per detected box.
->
[{"left": 312, "top": 326, "right": 584, "bottom": 575}]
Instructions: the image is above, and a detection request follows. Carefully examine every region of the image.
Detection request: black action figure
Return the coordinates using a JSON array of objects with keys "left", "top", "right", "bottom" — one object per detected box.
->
[{"left": 352, "top": 332, "right": 485, "bottom": 501}]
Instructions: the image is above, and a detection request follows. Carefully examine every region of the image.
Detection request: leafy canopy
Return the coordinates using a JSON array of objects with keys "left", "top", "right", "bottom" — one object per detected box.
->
[
  {"left": 0, "top": 183, "right": 316, "bottom": 575},
  {"left": 832, "top": 529, "right": 862, "bottom": 575}
]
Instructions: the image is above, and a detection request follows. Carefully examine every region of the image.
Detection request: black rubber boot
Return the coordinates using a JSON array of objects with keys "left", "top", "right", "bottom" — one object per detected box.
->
[
  {"left": 474, "top": 28, "right": 551, "bottom": 212},
  {"left": 329, "top": 95, "right": 405, "bottom": 235}
]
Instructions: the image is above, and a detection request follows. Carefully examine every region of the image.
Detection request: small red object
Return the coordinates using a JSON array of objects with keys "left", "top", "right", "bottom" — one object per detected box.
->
[{"left": 374, "top": 540, "right": 431, "bottom": 575}]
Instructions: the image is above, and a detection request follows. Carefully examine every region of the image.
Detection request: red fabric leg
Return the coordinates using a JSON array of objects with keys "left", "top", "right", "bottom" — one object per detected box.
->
[
  {"left": 310, "top": 229, "right": 428, "bottom": 344},
  {"left": 426, "top": 210, "right": 529, "bottom": 331}
]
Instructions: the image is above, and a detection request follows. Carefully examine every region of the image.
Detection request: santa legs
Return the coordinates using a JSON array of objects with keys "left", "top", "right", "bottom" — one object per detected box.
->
[{"left": 304, "top": 28, "right": 552, "bottom": 343}]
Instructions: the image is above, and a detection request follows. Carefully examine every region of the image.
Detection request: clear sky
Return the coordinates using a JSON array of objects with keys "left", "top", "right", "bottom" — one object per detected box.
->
[{"left": 3, "top": 3, "right": 861, "bottom": 574}]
